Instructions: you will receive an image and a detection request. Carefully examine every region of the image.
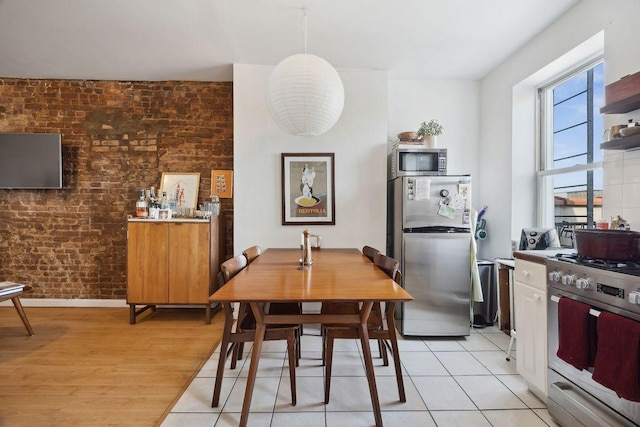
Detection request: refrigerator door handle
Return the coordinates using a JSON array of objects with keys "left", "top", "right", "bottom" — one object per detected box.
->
[{"left": 404, "top": 226, "right": 470, "bottom": 233}]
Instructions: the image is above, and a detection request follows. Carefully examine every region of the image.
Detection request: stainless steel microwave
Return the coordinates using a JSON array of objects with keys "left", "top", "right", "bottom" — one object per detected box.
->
[{"left": 388, "top": 148, "right": 447, "bottom": 179}]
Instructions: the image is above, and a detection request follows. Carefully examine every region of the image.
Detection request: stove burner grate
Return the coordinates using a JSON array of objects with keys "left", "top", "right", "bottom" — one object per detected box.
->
[{"left": 553, "top": 253, "right": 640, "bottom": 276}]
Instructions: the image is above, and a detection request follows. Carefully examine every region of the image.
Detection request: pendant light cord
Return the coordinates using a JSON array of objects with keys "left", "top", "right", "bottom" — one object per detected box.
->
[{"left": 303, "top": 8, "right": 308, "bottom": 54}]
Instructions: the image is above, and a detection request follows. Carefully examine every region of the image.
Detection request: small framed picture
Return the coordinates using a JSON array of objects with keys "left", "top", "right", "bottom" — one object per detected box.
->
[
  {"left": 282, "top": 153, "right": 335, "bottom": 225},
  {"left": 159, "top": 172, "right": 200, "bottom": 210},
  {"left": 211, "top": 170, "right": 233, "bottom": 198},
  {"left": 157, "top": 209, "right": 172, "bottom": 220}
]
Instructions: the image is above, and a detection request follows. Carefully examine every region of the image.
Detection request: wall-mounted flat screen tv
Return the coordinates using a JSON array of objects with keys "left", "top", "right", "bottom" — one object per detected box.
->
[{"left": 0, "top": 133, "right": 63, "bottom": 189}]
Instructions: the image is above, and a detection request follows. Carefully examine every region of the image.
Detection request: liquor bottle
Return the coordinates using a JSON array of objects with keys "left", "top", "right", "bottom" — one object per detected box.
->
[
  {"left": 160, "top": 191, "right": 169, "bottom": 209},
  {"left": 148, "top": 187, "right": 159, "bottom": 219},
  {"left": 135, "top": 189, "right": 149, "bottom": 218},
  {"left": 169, "top": 192, "right": 178, "bottom": 217}
]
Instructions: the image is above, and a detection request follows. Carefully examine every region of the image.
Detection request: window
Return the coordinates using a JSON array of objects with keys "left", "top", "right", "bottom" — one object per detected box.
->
[{"left": 537, "top": 61, "right": 604, "bottom": 247}]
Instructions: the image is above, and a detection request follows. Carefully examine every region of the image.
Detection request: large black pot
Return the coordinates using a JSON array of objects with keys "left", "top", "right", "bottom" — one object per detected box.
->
[{"left": 573, "top": 229, "right": 640, "bottom": 262}]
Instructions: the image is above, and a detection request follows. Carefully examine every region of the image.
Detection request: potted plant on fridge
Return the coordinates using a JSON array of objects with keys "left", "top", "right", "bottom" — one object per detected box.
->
[{"left": 417, "top": 119, "right": 443, "bottom": 148}]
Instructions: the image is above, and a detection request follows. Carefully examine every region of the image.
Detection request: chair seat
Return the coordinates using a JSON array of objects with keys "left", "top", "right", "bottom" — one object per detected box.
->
[
  {"left": 240, "top": 317, "right": 300, "bottom": 330},
  {"left": 239, "top": 302, "right": 302, "bottom": 330},
  {"left": 321, "top": 301, "right": 383, "bottom": 329}
]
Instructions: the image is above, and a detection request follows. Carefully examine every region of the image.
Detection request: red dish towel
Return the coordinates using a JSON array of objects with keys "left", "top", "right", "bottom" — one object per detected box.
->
[
  {"left": 592, "top": 311, "right": 640, "bottom": 402},
  {"left": 556, "top": 297, "right": 595, "bottom": 370}
]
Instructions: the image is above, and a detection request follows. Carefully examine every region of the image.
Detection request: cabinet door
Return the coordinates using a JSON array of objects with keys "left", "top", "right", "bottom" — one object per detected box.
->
[
  {"left": 168, "top": 222, "right": 210, "bottom": 304},
  {"left": 514, "top": 280, "right": 547, "bottom": 396},
  {"left": 127, "top": 222, "right": 169, "bottom": 304}
]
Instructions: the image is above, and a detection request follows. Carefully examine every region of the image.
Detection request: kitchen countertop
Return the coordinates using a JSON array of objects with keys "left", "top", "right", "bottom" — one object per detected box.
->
[
  {"left": 127, "top": 217, "right": 210, "bottom": 223},
  {"left": 513, "top": 248, "right": 576, "bottom": 264}
]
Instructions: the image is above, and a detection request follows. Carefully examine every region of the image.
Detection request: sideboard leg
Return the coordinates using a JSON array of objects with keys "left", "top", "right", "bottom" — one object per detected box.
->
[{"left": 129, "top": 304, "right": 136, "bottom": 324}]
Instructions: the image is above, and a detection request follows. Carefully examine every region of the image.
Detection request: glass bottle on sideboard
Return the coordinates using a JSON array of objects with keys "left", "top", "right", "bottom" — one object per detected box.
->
[{"left": 135, "top": 188, "right": 148, "bottom": 218}]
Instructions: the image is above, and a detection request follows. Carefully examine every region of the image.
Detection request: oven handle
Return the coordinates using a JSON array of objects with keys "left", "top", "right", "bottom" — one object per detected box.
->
[{"left": 550, "top": 294, "right": 601, "bottom": 317}]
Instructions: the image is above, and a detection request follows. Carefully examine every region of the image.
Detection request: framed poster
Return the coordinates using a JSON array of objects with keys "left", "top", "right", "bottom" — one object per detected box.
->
[
  {"left": 211, "top": 170, "right": 233, "bottom": 198},
  {"left": 282, "top": 153, "right": 335, "bottom": 225},
  {"left": 159, "top": 172, "right": 200, "bottom": 210}
]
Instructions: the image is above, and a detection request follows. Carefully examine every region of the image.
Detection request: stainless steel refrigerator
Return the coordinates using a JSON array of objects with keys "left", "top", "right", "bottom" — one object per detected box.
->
[{"left": 387, "top": 175, "right": 472, "bottom": 336}]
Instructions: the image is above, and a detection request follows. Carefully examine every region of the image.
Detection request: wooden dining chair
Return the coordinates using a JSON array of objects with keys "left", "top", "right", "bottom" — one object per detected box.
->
[
  {"left": 242, "top": 245, "right": 262, "bottom": 264},
  {"left": 362, "top": 245, "right": 380, "bottom": 262},
  {"left": 364, "top": 245, "right": 386, "bottom": 361},
  {"left": 234, "top": 245, "right": 303, "bottom": 362},
  {"left": 320, "top": 246, "right": 386, "bottom": 365},
  {"left": 211, "top": 255, "right": 299, "bottom": 408},
  {"left": 322, "top": 253, "right": 406, "bottom": 404}
]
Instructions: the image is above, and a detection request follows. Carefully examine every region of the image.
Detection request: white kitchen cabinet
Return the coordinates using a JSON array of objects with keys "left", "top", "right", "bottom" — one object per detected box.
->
[{"left": 514, "top": 257, "right": 548, "bottom": 400}]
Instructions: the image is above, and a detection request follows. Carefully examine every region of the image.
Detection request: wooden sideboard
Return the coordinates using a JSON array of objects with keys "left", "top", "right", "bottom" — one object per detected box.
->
[{"left": 126, "top": 217, "right": 224, "bottom": 324}]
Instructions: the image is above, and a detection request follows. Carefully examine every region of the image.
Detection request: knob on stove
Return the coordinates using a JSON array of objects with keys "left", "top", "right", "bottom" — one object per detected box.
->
[
  {"left": 629, "top": 291, "right": 640, "bottom": 305},
  {"left": 548, "top": 271, "right": 561, "bottom": 283},
  {"left": 562, "top": 274, "right": 577, "bottom": 286},
  {"left": 575, "top": 277, "right": 592, "bottom": 290}
]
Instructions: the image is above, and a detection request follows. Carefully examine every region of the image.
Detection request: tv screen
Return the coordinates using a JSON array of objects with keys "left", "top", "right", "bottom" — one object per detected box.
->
[{"left": 0, "top": 133, "right": 63, "bottom": 189}]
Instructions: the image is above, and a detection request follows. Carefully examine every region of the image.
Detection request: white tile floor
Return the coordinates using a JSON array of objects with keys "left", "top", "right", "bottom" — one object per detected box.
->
[{"left": 161, "top": 325, "right": 560, "bottom": 427}]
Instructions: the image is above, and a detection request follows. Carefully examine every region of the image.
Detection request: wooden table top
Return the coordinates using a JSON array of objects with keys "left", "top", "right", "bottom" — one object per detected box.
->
[{"left": 209, "top": 248, "right": 413, "bottom": 303}]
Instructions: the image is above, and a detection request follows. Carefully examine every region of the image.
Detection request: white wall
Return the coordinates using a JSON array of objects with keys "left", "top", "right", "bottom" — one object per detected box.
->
[
  {"left": 479, "top": 0, "right": 640, "bottom": 260},
  {"left": 387, "top": 80, "right": 480, "bottom": 179},
  {"left": 233, "top": 65, "right": 388, "bottom": 254}
]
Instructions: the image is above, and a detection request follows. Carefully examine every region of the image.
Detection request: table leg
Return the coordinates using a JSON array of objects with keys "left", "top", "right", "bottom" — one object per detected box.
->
[
  {"left": 385, "top": 302, "right": 405, "bottom": 402},
  {"left": 239, "top": 302, "right": 267, "bottom": 427},
  {"left": 358, "top": 301, "right": 383, "bottom": 427},
  {"left": 11, "top": 296, "right": 33, "bottom": 336}
]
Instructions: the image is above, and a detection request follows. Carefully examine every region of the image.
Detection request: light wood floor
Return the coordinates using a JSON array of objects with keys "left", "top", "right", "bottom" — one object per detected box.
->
[{"left": 0, "top": 306, "right": 224, "bottom": 427}]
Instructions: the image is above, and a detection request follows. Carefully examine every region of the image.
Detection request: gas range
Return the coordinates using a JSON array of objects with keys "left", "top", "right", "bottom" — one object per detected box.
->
[{"left": 547, "top": 254, "right": 640, "bottom": 317}]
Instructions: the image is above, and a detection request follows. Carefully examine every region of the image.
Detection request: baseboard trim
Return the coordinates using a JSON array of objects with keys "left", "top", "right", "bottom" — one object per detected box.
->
[{"left": 0, "top": 298, "right": 129, "bottom": 308}]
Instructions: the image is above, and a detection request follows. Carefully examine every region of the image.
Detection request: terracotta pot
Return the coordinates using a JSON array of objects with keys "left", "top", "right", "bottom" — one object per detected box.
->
[{"left": 573, "top": 229, "right": 640, "bottom": 262}]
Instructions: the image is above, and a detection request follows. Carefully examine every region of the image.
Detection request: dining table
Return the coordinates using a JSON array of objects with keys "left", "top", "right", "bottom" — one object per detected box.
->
[{"left": 209, "top": 247, "right": 413, "bottom": 427}]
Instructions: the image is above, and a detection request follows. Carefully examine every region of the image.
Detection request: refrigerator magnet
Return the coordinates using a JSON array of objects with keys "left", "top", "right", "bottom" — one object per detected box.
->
[
  {"left": 438, "top": 204, "right": 456, "bottom": 218},
  {"left": 458, "top": 183, "right": 469, "bottom": 199}
]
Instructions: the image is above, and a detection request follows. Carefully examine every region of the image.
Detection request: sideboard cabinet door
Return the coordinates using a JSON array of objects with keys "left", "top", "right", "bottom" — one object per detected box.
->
[
  {"left": 168, "top": 222, "right": 210, "bottom": 304},
  {"left": 127, "top": 222, "right": 169, "bottom": 304}
]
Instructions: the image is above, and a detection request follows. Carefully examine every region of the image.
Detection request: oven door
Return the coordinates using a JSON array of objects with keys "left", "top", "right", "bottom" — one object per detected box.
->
[{"left": 547, "top": 288, "right": 640, "bottom": 426}]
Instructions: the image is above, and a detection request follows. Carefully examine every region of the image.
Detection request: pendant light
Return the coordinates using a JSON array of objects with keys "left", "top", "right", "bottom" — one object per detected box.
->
[{"left": 267, "top": 9, "right": 345, "bottom": 137}]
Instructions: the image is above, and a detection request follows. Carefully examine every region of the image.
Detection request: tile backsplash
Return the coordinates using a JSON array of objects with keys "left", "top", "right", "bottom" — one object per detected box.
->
[{"left": 602, "top": 148, "right": 640, "bottom": 231}]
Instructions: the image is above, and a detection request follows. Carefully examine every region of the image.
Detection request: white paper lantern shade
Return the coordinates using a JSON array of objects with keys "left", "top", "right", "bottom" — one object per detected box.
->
[{"left": 267, "top": 53, "right": 345, "bottom": 137}]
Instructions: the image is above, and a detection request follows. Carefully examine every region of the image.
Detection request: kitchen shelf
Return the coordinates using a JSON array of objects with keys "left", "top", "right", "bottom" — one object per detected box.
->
[
  {"left": 600, "top": 93, "right": 640, "bottom": 114},
  {"left": 600, "top": 70, "right": 640, "bottom": 150},
  {"left": 600, "top": 133, "right": 640, "bottom": 150}
]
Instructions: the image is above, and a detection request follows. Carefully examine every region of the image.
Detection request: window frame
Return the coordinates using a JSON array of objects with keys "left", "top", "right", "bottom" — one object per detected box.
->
[{"left": 536, "top": 57, "right": 604, "bottom": 230}]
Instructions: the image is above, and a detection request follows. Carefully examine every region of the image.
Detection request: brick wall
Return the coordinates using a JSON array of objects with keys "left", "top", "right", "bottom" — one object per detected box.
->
[{"left": 0, "top": 79, "right": 234, "bottom": 299}]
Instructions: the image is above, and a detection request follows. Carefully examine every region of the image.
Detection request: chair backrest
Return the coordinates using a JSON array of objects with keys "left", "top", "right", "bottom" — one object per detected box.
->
[
  {"left": 362, "top": 245, "right": 380, "bottom": 262},
  {"left": 220, "top": 255, "right": 248, "bottom": 284},
  {"left": 373, "top": 253, "right": 399, "bottom": 280},
  {"left": 242, "top": 245, "right": 263, "bottom": 264},
  {"left": 394, "top": 270, "right": 402, "bottom": 285},
  {"left": 216, "top": 271, "right": 226, "bottom": 288}
]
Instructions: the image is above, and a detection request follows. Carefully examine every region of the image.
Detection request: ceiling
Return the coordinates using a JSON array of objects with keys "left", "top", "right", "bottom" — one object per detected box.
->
[{"left": 0, "top": 0, "right": 580, "bottom": 82}]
